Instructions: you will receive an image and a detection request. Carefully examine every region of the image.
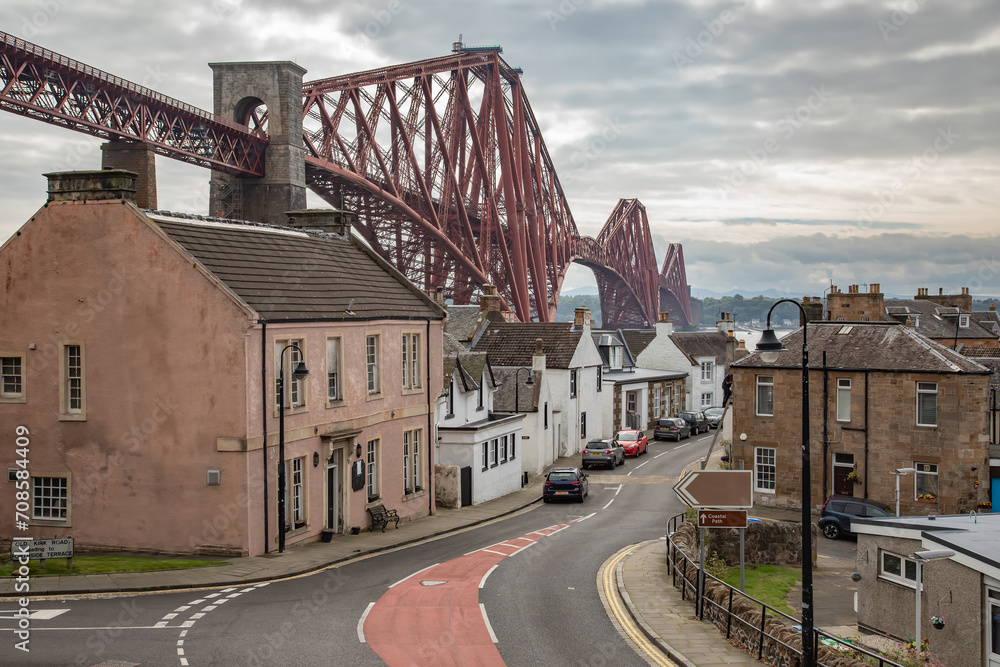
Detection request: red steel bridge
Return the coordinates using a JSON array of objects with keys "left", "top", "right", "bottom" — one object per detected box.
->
[{"left": 0, "top": 30, "right": 693, "bottom": 328}]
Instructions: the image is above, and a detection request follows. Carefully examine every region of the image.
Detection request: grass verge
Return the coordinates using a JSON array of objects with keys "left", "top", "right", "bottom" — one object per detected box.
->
[
  {"left": 1, "top": 555, "right": 223, "bottom": 577},
  {"left": 720, "top": 564, "right": 800, "bottom": 617}
]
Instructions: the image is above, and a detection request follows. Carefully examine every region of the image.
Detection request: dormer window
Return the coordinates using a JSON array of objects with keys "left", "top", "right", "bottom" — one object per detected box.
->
[
  {"left": 609, "top": 346, "right": 623, "bottom": 370},
  {"left": 959, "top": 314, "right": 969, "bottom": 328}
]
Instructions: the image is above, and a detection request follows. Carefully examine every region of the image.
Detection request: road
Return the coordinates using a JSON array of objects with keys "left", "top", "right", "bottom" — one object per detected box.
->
[{"left": 1, "top": 432, "right": 714, "bottom": 666}]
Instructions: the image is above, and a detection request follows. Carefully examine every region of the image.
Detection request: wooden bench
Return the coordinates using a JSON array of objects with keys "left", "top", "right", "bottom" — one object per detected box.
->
[{"left": 367, "top": 504, "right": 400, "bottom": 532}]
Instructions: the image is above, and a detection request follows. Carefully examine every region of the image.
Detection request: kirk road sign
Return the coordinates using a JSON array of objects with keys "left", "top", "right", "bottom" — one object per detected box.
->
[
  {"left": 673, "top": 470, "right": 753, "bottom": 509},
  {"left": 698, "top": 509, "right": 748, "bottom": 528}
]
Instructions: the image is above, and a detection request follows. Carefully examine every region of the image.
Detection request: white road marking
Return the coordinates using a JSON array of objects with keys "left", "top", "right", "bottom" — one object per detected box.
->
[
  {"left": 177, "top": 639, "right": 184, "bottom": 646},
  {"left": 189, "top": 613, "right": 205, "bottom": 620},
  {"left": 634, "top": 460, "right": 651, "bottom": 471},
  {"left": 389, "top": 562, "right": 439, "bottom": 589},
  {"left": 479, "top": 564, "right": 499, "bottom": 589},
  {"left": 180, "top": 630, "right": 188, "bottom": 637},
  {"left": 173, "top": 606, "right": 190, "bottom": 612},
  {"left": 154, "top": 621, "right": 168, "bottom": 628},
  {"left": 654, "top": 452, "right": 667, "bottom": 459},
  {"left": 0, "top": 625, "right": 168, "bottom": 631},
  {"left": 204, "top": 593, "right": 220, "bottom": 598},
  {"left": 480, "top": 549, "right": 507, "bottom": 556},
  {"left": 614, "top": 485, "right": 623, "bottom": 496},
  {"left": 675, "top": 443, "right": 690, "bottom": 449},
  {"left": 177, "top": 647, "right": 185, "bottom": 655},
  {"left": 189, "top": 599, "right": 205, "bottom": 605},
  {"left": 202, "top": 605, "right": 217, "bottom": 612},
  {"left": 180, "top": 620, "right": 195, "bottom": 628},
  {"left": 479, "top": 603, "right": 498, "bottom": 643},
  {"left": 179, "top": 659, "right": 188, "bottom": 666},
  {"left": 602, "top": 498, "right": 615, "bottom": 510},
  {"left": 162, "top": 613, "right": 178, "bottom": 620},
  {"left": 221, "top": 587, "right": 237, "bottom": 593},
  {"left": 358, "top": 602, "right": 375, "bottom": 643},
  {"left": 0, "top": 609, "right": 70, "bottom": 620}
]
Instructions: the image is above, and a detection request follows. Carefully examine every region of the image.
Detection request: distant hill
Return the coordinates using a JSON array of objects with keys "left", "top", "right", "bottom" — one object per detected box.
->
[{"left": 561, "top": 285, "right": 599, "bottom": 296}]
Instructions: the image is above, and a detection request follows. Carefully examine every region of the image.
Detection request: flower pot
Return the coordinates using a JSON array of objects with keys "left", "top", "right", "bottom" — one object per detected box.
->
[
  {"left": 932, "top": 621, "right": 945, "bottom": 630},
  {"left": 320, "top": 529, "right": 335, "bottom": 543},
  {"left": 351, "top": 526, "right": 361, "bottom": 535}
]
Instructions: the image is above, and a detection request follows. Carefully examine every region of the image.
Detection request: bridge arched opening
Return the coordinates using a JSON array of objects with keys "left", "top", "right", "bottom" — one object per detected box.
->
[{"left": 235, "top": 96, "right": 268, "bottom": 135}]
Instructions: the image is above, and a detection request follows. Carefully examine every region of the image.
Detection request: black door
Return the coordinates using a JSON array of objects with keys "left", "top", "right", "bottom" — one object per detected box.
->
[{"left": 460, "top": 466, "right": 472, "bottom": 507}]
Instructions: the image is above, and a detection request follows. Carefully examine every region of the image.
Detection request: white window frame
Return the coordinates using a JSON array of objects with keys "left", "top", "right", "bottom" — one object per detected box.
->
[
  {"left": 597, "top": 366, "right": 602, "bottom": 392},
  {"left": 287, "top": 457, "right": 305, "bottom": 527},
  {"left": 0, "top": 354, "right": 25, "bottom": 403},
  {"left": 481, "top": 442, "right": 489, "bottom": 472},
  {"left": 879, "top": 550, "right": 918, "bottom": 589},
  {"left": 447, "top": 377, "right": 455, "bottom": 416},
  {"left": 366, "top": 335, "right": 381, "bottom": 396},
  {"left": 959, "top": 314, "right": 969, "bottom": 328},
  {"left": 509, "top": 432, "right": 517, "bottom": 460},
  {"left": 500, "top": 434, "right": 508, "bottom": 463},
  {"left": 581, "top": 412, "right": 587, "bottom": 438},
  {"left": 366, "top": 439, "right": 380, "bottom": 501},
  {"left": 836, "top": 378, "right": 851, "bottom": 422},
  {"left": 32, "top": 475, "right": 69, "bottom": 522},
  {"left": 609, "top": 346, "right": 623, "bottom": 370},
  {"left": 916, "top": 381, "right": 938, "bottom": 427},
  {"left": 914, "top": 462, "right": 938, "bottom": 500},
  {"left": 490, "top": 438, "right": 499, "bottom": 468},
  {"left": 326, "top": 336, "right": 342, "bottom": 403},
  {"left": 412, "top": 430, "right": 421, "bottom": 491},
  {"left": 701, "top": 361, "right": 713, "bottom": 382},
  {"left": 701, "top": 392, "right": 712, "bottom": 409},
  {"left": 403, "top": 431, "right": 412, "bottom": 493},
  {"left": 570, "top": 369, "right": 577, "bottom": 398},
  {"left": 653, "top": 387, "right": 661, "bottom": 418},
  {"left": 59, "top": 343, "right": 86, "bottom": 420},
  {"left": 754, "top": 446, "right": 776, "bottom": 493},
  {"left": 756, "top": 375, "right": 774, "bottom": 417},
  {"left": 275, "top": 339, "right": 306, "bottom": 411},
  {"left": 402, "top": 333, "right": 421, "bottom": 391}
]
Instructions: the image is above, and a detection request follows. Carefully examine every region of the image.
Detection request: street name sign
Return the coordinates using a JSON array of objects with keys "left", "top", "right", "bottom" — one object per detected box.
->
[
  {"left": 698, "top": 509, "right": 748, "bottom": 528},
  {"left": 673, "top": 469, "right": 753, "bottom": 509},
  {"left": 10, "top": 537, "right": 74, "bottom": 568}
]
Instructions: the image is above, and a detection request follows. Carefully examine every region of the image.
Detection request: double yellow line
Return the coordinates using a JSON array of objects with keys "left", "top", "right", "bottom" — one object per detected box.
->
[{"left": 601, "top": 544, "right": 677, "bottom": 667}]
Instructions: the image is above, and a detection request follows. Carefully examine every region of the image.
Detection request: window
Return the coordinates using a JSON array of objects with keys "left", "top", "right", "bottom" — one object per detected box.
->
[
  {"left": 754, "top": 447, "right": 776, "bottom": 492},
  {"left": 959, "top": 314, "right": 969, "bottom": 328},
  {"left": 275, "top": 340, "right": 305, "bottom": 409},
  {"left": 366, "top": 335, "right": 380, "bottom": 395},
  {"left": 500, "top": 435, "right": 508, "bottom": 463},
  {"left": 627, "top": 392, "right": 636, "bottom": 413},
  {"left": 654, "top": 388, "right": 661, "bottom": 418},
  {"left": 326, "top": 337, "right": 341, "bottom": 402},
  {"left": 544, "top": 403, "right": 549, "bottom": 429},
  {"left": 989, "top": 589, "right": 1000, "bottom": 658},
  {"left": 837, "top": 316, "right": 845, "bottom": 321},
  {"left": 836, "top": 378, "right": 851, "bottom": 422},
  {"left": 861, "top": 316, "right": 870, "bottom": 322},
  {"left": 286, "top": 457, "right": 304, "bottom": 528},
  {"left": 403, "top": 429, "right": 423, "bottom": 493},
  {"left": 701, "top": 392, "right": 712, "bottom": 408},
  {"left": 880, "top": 551, "right": 918, "bottom": 588},
  {"left": 597, "top": 366, "right": 602, "bottom": 392},
  {"left": 609, "top": 346, "right": 623, "bottom": 369},
  {"left": 366, "top": 439, "right": 379, "bottom": 500},
  {"left": 916, "top": 382, "right": 937, "bottom": 426},
  {"left": 490, "top": 438, "right": 499, "bottom": 467},
  {"left": 447, "top": 377, "right": 455, "bottom": 416},
  {"left": 701, "top": 361, "right": 713, "bottom": 381},
  {"left": 510, "top": 433, "right": 517, "bottom": 460},
  {"left": 403, "top": 432, "right": 411, "bottom": 493},
  {"left": 481, "top": 442, "right": 489, "bottom": 471},
  {"left": 32, "top": 476, "right": 68, "bottom": 521},
  {"left": 477, "top": 377, "right": 484, "bottom": 409},
  {"left": 60, "top": 344, "right": 85, "bottom": 419},
  {"left": 756, "top": 375, "right": 774, "bottom": 416},
  {"left": 570, "top": 369, "right": 577, "bottom": 398},
  {"left": 914, "top": 462, "right": 938, "bottom": 499},
  {"left": 1, "top": 355, "right": 24, "bottom": 402},
  {"left": 581, "top": 412, "right": 587, "bottom": 438},
  {"left": 402, "top": 333, "right": 421, "bottom": 390}
]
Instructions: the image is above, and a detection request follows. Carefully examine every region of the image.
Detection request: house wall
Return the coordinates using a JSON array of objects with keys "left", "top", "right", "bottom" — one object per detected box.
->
[
  {"left": 634, "top": 321, "right": 707, "bottom": 412},
  {"left": 856, "top": 533, "right": 982, "bottom": 666},
  {"left": 732, "top": 366, "right": 991, "bottom": 512},
  {"left": 0, "top": 200, "right": 254, "bottom": 556}
]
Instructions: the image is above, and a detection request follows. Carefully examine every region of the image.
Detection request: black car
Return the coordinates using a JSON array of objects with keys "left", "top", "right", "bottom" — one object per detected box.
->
[
  {"left": 654, "top": 417, "right": 690, "bottom": 441},
  {"left": 543, "top": 467, "right": 589, "bottom": 503},
  {"left": 678, "top": 410, "right": 709, "bottom": 435},
  {"left": 818, "top": 496, "right": 893, "bottom": 539}
]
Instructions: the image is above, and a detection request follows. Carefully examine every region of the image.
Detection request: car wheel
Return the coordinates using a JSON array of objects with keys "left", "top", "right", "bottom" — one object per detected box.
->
[
  {"left": 543, "top": 496, "right": 550, "bottom": 503},
  {"left": 822, "top": 523, "right": 840, "bottom": 539}
]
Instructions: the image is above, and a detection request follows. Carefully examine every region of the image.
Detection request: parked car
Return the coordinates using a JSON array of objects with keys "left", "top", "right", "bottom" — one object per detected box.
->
[
  {"left": 542, "top": 467, "right": 589, "bottom": 503},
  {"left": 582, "top": 439, "right": 625, "bottom": 469},
  {"left": 818, "top": 496, "right": 893, "bottom": 539},
  {"left": 704, "top": 407, "right": 725, "bottom": 429},
  {"left": 654, "top": 418, "right": 690, "bottom": 441},
  {"left": 678, "top": 410, "right": 709, "bottom": 434},
  {"left": 614, "top": 429, "right": 648, "bottom": 456}
]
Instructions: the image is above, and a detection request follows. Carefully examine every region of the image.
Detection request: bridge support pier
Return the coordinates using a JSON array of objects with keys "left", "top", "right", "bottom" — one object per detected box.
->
[
  {"left": 101, "top": 139, "right": 157, "bottom": 209},
  {"left": 208, "top": 61, "right": 307, "bottom": 224}
]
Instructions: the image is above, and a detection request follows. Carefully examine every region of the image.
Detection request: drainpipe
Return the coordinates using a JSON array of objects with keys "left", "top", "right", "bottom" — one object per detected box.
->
[
  {"left": 426, "top": 318, "right": 434, "bottom": 516},
  {"left": 261, "top": 319, "right": 269, "bottom": 554},
  {"left": 863, "top": 370, "right": 870, "bottom": 498},
  {"left": 822, "top": 351, "right": 829, "bottom": 501}
]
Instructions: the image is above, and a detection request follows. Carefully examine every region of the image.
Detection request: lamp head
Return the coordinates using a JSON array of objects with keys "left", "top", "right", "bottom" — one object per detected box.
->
[
  {"left": 525, "top": 373, "right": 534, "bottom": 386},
  {"left": 292, "top": 361, "right": 310, "bottom": 378},
  {"left": 756, "top": 328, "right": 784, "bottom": 363}
]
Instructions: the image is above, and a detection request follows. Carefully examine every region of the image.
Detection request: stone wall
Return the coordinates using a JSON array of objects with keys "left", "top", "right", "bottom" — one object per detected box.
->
[{"left": 705, "top": 520, "right": 816, "bottom": 566}]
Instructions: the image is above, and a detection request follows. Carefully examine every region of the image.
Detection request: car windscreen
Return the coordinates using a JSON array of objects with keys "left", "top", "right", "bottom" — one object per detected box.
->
[
  {"left": 616, "top": 433, "right": 638, "bottom": 441},
  {"left": 705, "top": 408, "right": 723, "bottom": 416},
  {"left": 548, "top": 472, "right": 577, "bottom": 481}
]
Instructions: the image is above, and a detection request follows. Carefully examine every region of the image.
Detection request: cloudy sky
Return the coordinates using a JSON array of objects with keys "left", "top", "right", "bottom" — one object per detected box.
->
[{"left": 2, "top": 0, "right": 998, "bottom": 298}]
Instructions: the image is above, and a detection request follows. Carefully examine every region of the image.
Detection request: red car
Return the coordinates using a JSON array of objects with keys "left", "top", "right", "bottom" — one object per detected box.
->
[{"left": 614, "top": 429, "right": 648, "bottom": 457}]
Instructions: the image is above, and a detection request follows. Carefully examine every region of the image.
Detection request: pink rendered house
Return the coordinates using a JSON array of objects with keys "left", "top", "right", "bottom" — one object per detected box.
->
[{"left": 0, "top": 170, "right": 445, "bottom": 557}]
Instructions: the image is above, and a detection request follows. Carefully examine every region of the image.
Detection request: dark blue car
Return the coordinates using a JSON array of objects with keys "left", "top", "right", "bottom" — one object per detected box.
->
[{"left": 543, "top": 467, "right": 589, "bottom": 503}]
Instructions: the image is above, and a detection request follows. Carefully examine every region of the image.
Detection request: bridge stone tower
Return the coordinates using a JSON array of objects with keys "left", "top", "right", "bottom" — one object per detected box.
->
[{"left": 208, "top": 61, "right": 307, "bottom": 225}]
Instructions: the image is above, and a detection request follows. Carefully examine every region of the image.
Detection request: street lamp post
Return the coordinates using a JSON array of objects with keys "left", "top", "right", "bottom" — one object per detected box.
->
[
  {"left": 514, "top": 367, "right": 535, "bottom": 413},
  {"left": 756, "top": 298, "right": 814, "bottom": 667},
  {"left": 893, "top": 468, "right": 916, "bottom": 517},
  {"left": 277, "top": 343, "right": 309, "bottom": 554},
  {"left": 913, "top": 550, "right": 954, "bottom": 649}
]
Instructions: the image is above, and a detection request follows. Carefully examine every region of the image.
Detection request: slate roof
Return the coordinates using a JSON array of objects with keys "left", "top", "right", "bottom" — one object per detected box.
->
[
  {"left": 444, "top": 305, "right": 485, "bottom": 345},
  {"left": 148, "top": 212, "right": 444, "bottom": 322},
  {"left": 591, "top": 329, "right": 636, "bottom": 369},
  {"left": 470, "top": 322, "right": 586, "bottom": 368},
  {"left": 622, "top": 329, "right": 656, "bottom": 356},
  {"left": 441, "top": 332, "right": 494, "bottom": 398},
  {"left": 670, "top": 332, "right": 727, "bottom": 366},
  {"left": 883, "top": 299, "right": 996, "bottom": 341},
  {"left": 734, "top": 322, "right": 990, "bottom": 374},
  {"left": 492, "top": 366, "right": 539, "bottom": 412},
  {"left": 971, "top": 310, "right": 1000, "bottom": 334}
]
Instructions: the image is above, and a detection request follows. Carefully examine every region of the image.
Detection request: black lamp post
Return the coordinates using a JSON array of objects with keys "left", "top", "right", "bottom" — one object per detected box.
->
[
  {"left": 277, "top": 343, "right": 309, "bottom": 554},
  {"left": 514, "top": 367, "right": 535, "bottom": 413},
  {"left": 756, "top": 299, "right": 814, "bottom": 667}
]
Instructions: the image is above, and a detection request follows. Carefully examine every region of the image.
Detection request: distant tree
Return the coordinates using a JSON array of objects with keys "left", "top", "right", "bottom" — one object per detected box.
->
[
  {"left": 700, "top": 296, "right": 802, "bottom": 327},
  {"left": 555, "top": 294, "right": 603, "bottom": 324}
]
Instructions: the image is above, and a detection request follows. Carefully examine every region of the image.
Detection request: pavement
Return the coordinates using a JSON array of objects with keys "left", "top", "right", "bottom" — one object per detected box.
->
[{"left": 1, "top": 434, "right": 861, "bottom": 667}]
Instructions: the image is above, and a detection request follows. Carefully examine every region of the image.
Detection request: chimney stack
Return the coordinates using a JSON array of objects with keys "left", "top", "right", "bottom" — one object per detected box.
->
[
  {"left": 45, "top": 169, "right": 137, "bottom": 203},
  {"left": 574, "top": 307, "right": 592, "bottom": 328},
  {"left": 479, "top": 284, "right": 503, "bottom": 314},
  {"left": 286, "top": 209, "right": 353, "bottom": 235}
]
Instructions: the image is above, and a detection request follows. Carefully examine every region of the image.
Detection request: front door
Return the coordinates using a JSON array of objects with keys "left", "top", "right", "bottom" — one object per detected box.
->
[
  {"left": 989, "top": 587, "right": 1000, "bottom": 667},
  {"left": 326, "top": 448, "right": 342, "bottom": 532},
  {"left": 626, "top": 391, "right": 637, "bottom": 429},
  {"left": 833, "top": 453, "right": 855, "bottom": 497}
]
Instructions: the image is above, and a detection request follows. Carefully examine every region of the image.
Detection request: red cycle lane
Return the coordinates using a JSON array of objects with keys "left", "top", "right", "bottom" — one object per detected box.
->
[{"left": 364, "top": 519, "right": 586, "bottom": 666}]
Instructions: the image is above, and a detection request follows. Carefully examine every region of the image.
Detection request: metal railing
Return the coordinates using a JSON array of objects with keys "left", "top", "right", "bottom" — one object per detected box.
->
[{"left": 666, "top": 513, "right": 902, "bottom": 667}]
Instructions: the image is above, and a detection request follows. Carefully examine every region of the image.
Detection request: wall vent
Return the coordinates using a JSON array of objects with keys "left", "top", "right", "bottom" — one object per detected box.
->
[{"left": 207, "top": 469, "right": 222, "bottom": 486}]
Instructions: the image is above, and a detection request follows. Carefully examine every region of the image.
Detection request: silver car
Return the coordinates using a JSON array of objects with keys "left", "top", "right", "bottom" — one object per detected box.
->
[{"left": 582, "top": 439, "right": 625, "bottom": 469}]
